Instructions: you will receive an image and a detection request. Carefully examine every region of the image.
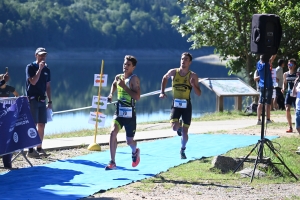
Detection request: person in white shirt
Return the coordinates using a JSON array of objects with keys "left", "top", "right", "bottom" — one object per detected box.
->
[
  {"left": 291, "top": 67, "right": 300, "bottom": 134},
  {"left": 274, "top": 59, "right": 285, "bottom": 110}
]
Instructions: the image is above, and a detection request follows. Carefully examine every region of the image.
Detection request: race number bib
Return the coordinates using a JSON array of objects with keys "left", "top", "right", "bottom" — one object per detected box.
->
[
  {"left": 118, "top": 106, "right": 132, "bottom": 118},
  {"left": 173, "top": 99, "right": 187, "bottom": 108}
]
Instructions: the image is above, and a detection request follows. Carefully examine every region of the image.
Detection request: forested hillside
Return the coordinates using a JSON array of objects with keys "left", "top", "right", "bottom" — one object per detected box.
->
[{"left": 0, "top": 0, "right": 188, "bottom": 49}]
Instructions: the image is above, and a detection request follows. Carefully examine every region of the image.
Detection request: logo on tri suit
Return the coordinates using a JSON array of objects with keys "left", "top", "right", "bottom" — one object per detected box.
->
[{"left": 184, "top": 77, "right": 188, "bottom": 84}]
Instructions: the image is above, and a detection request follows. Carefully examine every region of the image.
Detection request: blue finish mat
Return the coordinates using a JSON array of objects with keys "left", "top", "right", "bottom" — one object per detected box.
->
[{"left": 0, "top": 134, "right": 277, "bottom": 200}]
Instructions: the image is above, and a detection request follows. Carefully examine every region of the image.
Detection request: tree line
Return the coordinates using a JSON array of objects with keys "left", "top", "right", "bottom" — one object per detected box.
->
[
  {"left": 0, "top": 0, "right": 189, "bottom": 49},
  {"left": 172, "top": 0, "right": 300, "bottom": 84}
]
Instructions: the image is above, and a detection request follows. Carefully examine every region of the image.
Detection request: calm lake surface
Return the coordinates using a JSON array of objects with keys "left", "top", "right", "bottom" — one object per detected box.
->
[{"left": 1, "top": 48, "right": 237, "bottom": 134}]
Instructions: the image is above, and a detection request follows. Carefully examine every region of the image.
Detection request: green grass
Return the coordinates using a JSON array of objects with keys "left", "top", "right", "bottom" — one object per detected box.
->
[
  {"left": 136, "top": 136, "right": 300, "bottom": 190},
  {"left": 195, "top": 109, "right": 287, "bottom": 121}
]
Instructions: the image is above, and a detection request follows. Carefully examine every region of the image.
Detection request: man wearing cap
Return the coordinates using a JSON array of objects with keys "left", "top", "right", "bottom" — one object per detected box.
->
[{"left": 25, "top": 47, "right": 52, "bottom": 158}]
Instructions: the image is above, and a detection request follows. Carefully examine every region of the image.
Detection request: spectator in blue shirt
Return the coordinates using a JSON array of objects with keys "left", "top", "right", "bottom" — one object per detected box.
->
[{"left": 256, "top": 54, "right": 276, "bottom": 125}]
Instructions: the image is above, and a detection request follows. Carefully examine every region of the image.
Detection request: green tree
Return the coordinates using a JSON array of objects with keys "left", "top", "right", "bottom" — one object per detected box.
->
[
  {"left": 172, "top": 0, "right": 300, "bottom": 84},
  {"left": 0, "top": 0, "right": 186, "bottom": 49},
  {"left": 258, "top": 0, "right": 300, "bottom": 59}
]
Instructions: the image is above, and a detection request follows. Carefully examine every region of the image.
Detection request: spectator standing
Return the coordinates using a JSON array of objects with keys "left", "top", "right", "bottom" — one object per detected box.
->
[
  {"left": 25, "top": 47, "right": 52, "bottom": 158},
  {"left": 256, "top": 54, "right": 276, "bottom": 125},
  {"left": 282, "top": 58, "right": 297, "bottom": 133},
  {"left": 291, "top": 67, "right": 300, "bottom": 135},
  {"left": 274, "top": 59, "right": 285, "bottom": 110}
]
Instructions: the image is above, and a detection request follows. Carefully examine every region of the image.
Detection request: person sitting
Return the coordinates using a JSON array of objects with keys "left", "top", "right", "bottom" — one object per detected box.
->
[{"left": 0, "top": 73, "right": 19, "bottom": 97}]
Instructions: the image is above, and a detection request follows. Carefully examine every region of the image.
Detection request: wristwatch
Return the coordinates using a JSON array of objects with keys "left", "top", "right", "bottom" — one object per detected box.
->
[{"left": 48, "top": 101, "right": 52, "bottom": 104}]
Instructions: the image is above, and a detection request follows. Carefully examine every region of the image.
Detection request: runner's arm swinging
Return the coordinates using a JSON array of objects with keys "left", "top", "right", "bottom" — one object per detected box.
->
[{"left": 160, "top": 69, "right": 176, "bottom": 97}]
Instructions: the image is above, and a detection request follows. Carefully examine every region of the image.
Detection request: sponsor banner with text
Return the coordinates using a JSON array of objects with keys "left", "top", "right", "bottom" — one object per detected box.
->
[{"left": 0, "top": 97, "right": 41, "bottom": 156}]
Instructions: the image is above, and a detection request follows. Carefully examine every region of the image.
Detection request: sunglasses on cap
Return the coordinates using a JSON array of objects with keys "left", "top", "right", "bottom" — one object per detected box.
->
[{"left": 288, "top": 63, "right": 294, "bottom": 67}]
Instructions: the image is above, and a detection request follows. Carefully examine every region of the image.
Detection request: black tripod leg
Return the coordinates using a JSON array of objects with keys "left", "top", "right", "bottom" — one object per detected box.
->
[
  {"left": 265, "top": 141, "right": 298, "bottom": 181},
  {"left": 233, "top": 141, "right": 260, "bottom": 173},
  {"left": 250, "top": 141, "right": 263, "bottom": 183}
]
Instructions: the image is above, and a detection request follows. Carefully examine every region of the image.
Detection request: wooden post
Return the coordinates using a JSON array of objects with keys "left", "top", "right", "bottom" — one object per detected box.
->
[
  {"left": 216, "top": 95, "right": 224, "bottom": 112},
  {"left": 235, "top": 96, "right": 243, "bottom": 111}
]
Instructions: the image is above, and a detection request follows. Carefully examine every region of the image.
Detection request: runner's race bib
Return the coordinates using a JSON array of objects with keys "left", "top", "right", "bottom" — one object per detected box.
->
[
  {"left": 118, "top": 105, "right": 132, "bottom": 118},
  {"left": 173, "top": 99, "right": 187, "bottom": 108}
]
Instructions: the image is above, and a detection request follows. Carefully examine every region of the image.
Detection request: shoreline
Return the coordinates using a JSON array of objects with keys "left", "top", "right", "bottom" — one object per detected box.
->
[{"left": 0, "top": 47, "right": 215, "bottom": 60}]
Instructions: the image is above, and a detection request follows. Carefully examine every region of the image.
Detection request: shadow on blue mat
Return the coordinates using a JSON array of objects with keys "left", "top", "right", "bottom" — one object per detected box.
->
[{"left": 0, "top": 134, "right": 277, "bottom": 200}]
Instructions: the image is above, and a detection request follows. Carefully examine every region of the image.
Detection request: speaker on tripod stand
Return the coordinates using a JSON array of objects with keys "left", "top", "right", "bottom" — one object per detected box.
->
[
  {"left": 251, "top": 14, "right": 282, "bottom": 55},
  {"left": 233, "top": 14, "right": 298, "bottom": 182}
]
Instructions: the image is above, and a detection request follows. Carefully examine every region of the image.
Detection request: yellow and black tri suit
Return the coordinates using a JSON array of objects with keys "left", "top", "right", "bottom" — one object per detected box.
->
[
  {"left": 170, "top": 68, "right": 193, "bottom": 127},
  {"left": 113, "top": 74, "right": 137, "bottom": 137}
]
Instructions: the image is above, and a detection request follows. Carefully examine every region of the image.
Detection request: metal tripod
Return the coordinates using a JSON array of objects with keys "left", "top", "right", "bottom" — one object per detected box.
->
[{"left": 233, "top": 54, "right": 298, "bottom": 182}]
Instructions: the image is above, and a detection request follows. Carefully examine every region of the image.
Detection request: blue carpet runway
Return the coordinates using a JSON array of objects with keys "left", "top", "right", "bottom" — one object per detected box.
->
[{"left": 0, "top": 134, "right": 277, "bottom": 200}]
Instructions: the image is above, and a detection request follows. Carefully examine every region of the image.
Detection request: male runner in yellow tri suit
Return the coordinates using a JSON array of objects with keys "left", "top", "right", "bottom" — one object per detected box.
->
[
  {"left": 159, "top": 52, "right": 201, "bottom": 159},
  {"left": 105, "top": 55, "right": 141, "bottom": 170}
]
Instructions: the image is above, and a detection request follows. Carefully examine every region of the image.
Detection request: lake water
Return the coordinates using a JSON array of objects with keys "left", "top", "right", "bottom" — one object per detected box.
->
[{"left": 2, "top": 48, "right": 237, "bottom": 135}]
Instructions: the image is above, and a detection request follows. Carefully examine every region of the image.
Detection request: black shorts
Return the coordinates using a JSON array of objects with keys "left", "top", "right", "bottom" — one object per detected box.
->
[
  {"left": 275, "top": 87, "right": 282, "bottom": 97},
  {"left": 170, "top": 100, "right": 192, "bottom": 127},
  {"left": 285, "top": 92, "right": 296, "bottom": 107},
  {"left": 112, "top": 112, "right": 136, "bottom": 138},
  {"left": 29, "top": 99, "right": 47, "bottom": 124}
]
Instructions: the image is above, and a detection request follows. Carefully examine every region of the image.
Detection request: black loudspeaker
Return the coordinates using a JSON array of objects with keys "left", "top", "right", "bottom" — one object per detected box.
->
[{"left": 250, "top": 14, "right": 282, "bottom": 54}]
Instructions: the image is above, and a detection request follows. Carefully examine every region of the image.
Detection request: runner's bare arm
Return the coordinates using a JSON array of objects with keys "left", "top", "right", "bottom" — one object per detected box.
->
[
  {"left": 127, "top": 76, "right": 141, "bottom": 100},
  {"left": 160, "top": 69, "right": 176, "bottom": 97},
  {"left": 108, "top": 75, "right": 119, "bottom": 102},
  {"left": 190, "top": 73, "right": 201, "bottom": 96}
]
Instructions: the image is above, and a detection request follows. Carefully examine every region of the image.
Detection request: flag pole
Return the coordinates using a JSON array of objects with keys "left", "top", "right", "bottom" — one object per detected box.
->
[{"left": 88, "top": 60, "right": 104, "bottom": 151}]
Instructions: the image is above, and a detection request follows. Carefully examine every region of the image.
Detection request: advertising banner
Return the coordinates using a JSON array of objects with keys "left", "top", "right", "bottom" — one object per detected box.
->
[{"left": 0, "top": 97, "right": 41, "bottom": 156}]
